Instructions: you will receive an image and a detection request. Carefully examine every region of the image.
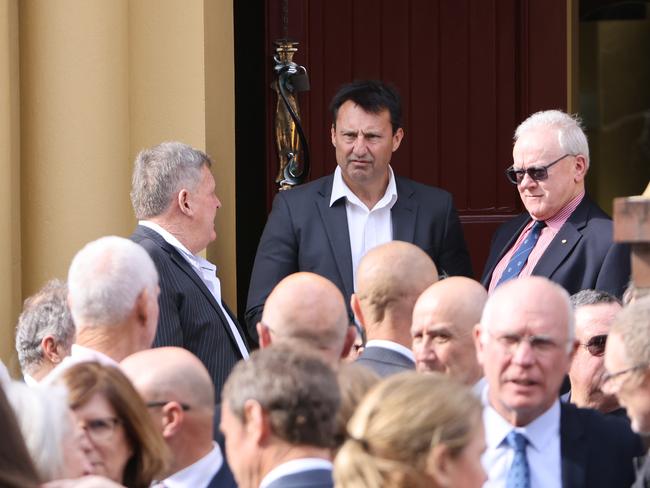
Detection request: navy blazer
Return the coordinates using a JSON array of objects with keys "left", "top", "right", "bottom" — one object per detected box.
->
[
  {"left": 264, "top": 468, "right": 333, "bottom": 488},
  {"left": 245, "top": 174, "right": 473, "bottom": 338},
  {"left": 481, "top": 196, "right": 630, "bottom": 297},
  {"left": 560, "top": 402, "right": 643, "bottom": 488},
  {"left": 356, "top": 346, "right": 415, "bottom": 378},
  {"left": 206, "top": 462, "right": 237, "bottom": 488},
  {"left": 130, "top": 225, "right": 248, "bottom": 400}
]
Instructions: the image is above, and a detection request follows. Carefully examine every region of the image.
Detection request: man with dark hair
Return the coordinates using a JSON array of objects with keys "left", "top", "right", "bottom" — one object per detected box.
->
[
  {"left": 220, "top": 346, "right": 339, "bottom": 488},
  {"left": 246, "top": 80, "right": 472, "bottom": 338},
  {"left": 15, "top": 279, "right": 75, "bottom": 384},
  {"left": 565, "top": 289, "right": 624, "bottom": 415},
  {"left": 130, "top": 142, "right": 249, "bottom": 399}
]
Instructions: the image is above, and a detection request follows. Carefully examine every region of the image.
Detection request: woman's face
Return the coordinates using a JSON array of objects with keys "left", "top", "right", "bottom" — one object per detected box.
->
[
  {"left": 61, "top": 410, "right": 96, "bottom": 478},
  {"left": 73, "top": 393, "right": 133, "bottom": 483}
]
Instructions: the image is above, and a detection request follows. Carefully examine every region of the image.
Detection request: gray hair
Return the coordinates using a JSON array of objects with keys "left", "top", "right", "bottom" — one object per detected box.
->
[
  {"left": 570, "top": 289, "right": 621, "bottom": 309},
  {"left": 480, "top": 278, "right": 575, "bottom": 351},
  {"left": 222, "top": 346, "right": 340, "bottom": 448},
  {"left": 130, "top": 141, "right": 212, "bottom": 219},
  {"left": 4, "top": 381, "right": 72, "bottom": 481},
  {"left": 15, "top": 279, "right": 75, "bottom": 375},
  {"left": 515, "top": 110, "right": 590, "bottom": 169},
  {"left": 68, "top": 236, "right": 158, "bottom": 327},
  {"left": 611, "top": 296, "right": 650, "bottom": 366}
]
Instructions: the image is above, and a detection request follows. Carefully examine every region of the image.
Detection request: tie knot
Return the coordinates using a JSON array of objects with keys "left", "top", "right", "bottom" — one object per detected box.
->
[
  {"left": 507, "top": 431, "right": 528, "bottom": 452},
  {"left": 531, "top": 219, "right": 546, "bottom": 231}
]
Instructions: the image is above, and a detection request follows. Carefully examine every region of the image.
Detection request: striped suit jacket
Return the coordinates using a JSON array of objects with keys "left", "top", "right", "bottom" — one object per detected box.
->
[{"left": 130, "top": 225, "right": 248, "bottom": 400}]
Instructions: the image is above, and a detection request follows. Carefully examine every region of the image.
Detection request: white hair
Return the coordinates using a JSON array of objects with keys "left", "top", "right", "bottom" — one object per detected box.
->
[
  {"left": 68, "top": 236, "right": 158, "bottom": 327},
  {"left": 4, "top": 381, "right": 72, "bottom": 481},
  {"left": 515, "top": 109, "right": 590, "bottom": 170},
  {"left": 480, "top": 278, "right": 575, "bottom": 353}
]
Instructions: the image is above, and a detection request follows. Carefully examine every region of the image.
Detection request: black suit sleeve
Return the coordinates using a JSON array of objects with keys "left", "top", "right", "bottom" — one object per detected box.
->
[
  {"left": 595, "top": 242, "right": 631, "bottom": 298},
  {"left": 245, "top": 191, "right": 299, "bottom": 338}
]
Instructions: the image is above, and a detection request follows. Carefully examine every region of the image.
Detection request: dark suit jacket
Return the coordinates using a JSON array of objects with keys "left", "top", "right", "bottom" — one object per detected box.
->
[
  {"left": 265, "top": 468, "right": 333, "bottom": 488},
  {"left": 481, "top": 196, "right": 630, "bottom": 297},
  {"left": 206, "top": 460, "right": 237, "bottom": 488},
  {"left": 356, "top": 346, "right": 415, "bottom": 378},
  {"left": 560, "top": 402, "right": 644, "bottom": 488},
  {"left": 130, "top": 225, "right": 248, "bottom": 400},
  {"left": 245, "top": 174, "right": 473, "bottom": 338}
]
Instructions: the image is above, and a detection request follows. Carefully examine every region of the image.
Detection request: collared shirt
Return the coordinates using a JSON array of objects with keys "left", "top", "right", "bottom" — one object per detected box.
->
[
  {"left": 489, "top": 192, "right": 585, "bottom": 293},
  {"left": 473, "top": 376, "right": 487, "bottom": 396},
  {"left": 330, "top": 166, "right": 398, "bottom": 290},
  {"left": 364, "top": 339, "right": 415, "bottom": 363},
  {"left": 259, "top": 458, "right": 333, "bottom": 488},
  {"left": 139, "top": 220, "right": 249, "bottom": 360},
  {"left": 162, "top": 442, "right": 223, "bottom": 488},
  {"left": 482, "top": 390, "right": 562, "bottom": 488},
  {"left": 41, "top": 344, "right": 120, "bottom": 385},
  {"left": 23, "top": 373, "right": 38, "bottom": 387}
]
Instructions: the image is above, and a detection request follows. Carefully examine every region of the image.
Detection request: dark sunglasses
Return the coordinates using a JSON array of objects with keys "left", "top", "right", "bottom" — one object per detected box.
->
[
  {"left": 581, "top": 334, "right": 607, "bottom": 357},
  {"left": 505, "top": 154, "right": 572, "bottom": 185}
]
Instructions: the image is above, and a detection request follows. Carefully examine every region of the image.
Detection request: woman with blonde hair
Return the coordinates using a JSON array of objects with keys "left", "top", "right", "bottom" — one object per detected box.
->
[
  {"left": 334, "top": 372, "right": 486, "bottom": 488},
  {"left": 60, "top": 362, "right": 168, "bottom": 488}
]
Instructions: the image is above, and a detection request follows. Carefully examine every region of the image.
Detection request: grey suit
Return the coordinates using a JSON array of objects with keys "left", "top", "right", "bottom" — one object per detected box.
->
[{"left": 356, "top": 346, "right": 415, "bottom": 377}]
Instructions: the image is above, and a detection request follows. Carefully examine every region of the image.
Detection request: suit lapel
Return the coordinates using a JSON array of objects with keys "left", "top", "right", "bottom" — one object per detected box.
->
[
  {"left": 392, "top": 177, "right": 417, "bottom": 243},
  {"left": 481, "top": 215, "right": 530, "bottom": 286},
  {"left": 560, "top": 403, "right": 587, "bottom": 488},
  {"left": 316, "top": 177, "right": 355, "bottom": 299}
]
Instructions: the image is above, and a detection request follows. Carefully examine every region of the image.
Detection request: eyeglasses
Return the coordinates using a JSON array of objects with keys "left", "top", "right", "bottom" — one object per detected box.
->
[
  {"left": 488, "top": 331, "right": 566, "bottom": 357},
  {"left": 78, "top": 416, "right": 121, "bottom": 443},
  {"left": 581, "top": 334, "right": 607, "bottom": 357},
  {"left": 505, "top": 154, "right": 572, "bottom": 185},
  {"left": 146, "top": 401, "right": 191, "bottom": 411},
  {"left": 601, "top": 364, "right": 648, "bottom": 392}
]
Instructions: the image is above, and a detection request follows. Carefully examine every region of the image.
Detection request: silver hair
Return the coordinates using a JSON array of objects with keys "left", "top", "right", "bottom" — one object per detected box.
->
[
  {"left": 611, "top": 296, "right": 650, "bottom": 366},
  {"left": 4, "top": 381, "right": 72, "bottom": 481},
  {"left": 515, "top": 109, "right": 590, "bottom": 170},
  {"left": 67, "top": 236, "right": 158, "bottom": 327},
  {"left": 480, "top": 278, "right": 575, "bottom": 352},
  {"left": 130, "top": 141, "right": 212, "bottom": 219},
  {"left": 570, "top": 289, "right": 621, "bottom": 309},
  {"left": 15, "top": 279, "right": 75, "bottom": 375}
]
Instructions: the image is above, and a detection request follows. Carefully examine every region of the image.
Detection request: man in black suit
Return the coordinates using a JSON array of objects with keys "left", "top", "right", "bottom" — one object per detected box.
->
[
  {"left": 130, "top": 142, "right": 249, "bottom": 399},
  {"left": 352, "top": 241, "right": 438, "bottom": 377},
  {"left": 246, "top": 80, "right": 472, "bottom": 339},
  {"left": 220, "top": 346, "right": 339, "bottom": 488},
  {"left": 475, "top": 276, "right": 642, "bottom": 488},
  {"left": 481, "top": 110, "right": 630, "bottom": 298},
  {"left": 122, "top": 347, "right": 236, "bottom": 487},
  {"left": 604, "top": 296, "right": 650, "bottom": 487}
]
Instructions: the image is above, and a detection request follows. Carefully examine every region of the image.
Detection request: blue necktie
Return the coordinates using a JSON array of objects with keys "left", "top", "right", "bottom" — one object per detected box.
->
[
  {"left": 497, "top": 220, "right": 546, "bottom": 286},
  {"left": 506, "top": 431, "right": 530, "bottom": 488}
]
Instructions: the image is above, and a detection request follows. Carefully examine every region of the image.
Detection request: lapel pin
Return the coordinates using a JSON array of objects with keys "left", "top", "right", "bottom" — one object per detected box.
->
[{"left": 561, "top": 239, "right": 567, "bottom": 244}]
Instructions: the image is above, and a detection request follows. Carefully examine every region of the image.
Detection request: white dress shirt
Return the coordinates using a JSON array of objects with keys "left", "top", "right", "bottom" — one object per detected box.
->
[
  {"left": 482, "top": 389, "right": 562, "bottom": 488},
  {"left": 330, "top": 166, "right": 398, "bottom": 290},
  {"left": 139, "top": 220, "right": 249, "bottom": 360},
  {"left": 363, "top": 339, "right": 415, "bottom": 363},
  {"left": 162, "top": 442, "right": 224, "bottom": 488},
  {"left": 259, "top": 458, "right": 333, "bottom": 488}
]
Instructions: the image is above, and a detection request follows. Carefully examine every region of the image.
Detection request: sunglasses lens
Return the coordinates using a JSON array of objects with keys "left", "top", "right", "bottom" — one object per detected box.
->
[
  {"left": 528, "top": 167, "right": 549, "bottom": 181},
  {"left": 505, "top": 168, "right": 522, "bottom": 184},
  {"left": 587, "top": 335, "right": 607, "bottom": 356}
]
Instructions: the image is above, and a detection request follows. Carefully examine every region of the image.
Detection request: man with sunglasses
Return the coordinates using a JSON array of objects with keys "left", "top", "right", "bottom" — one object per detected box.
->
[
  {"left": 603, "top": 296, "right": 650, "bottom": 487},
  {"left": 565, "top": 290, "right": 624, "bottom": 415},
  {"left": 481, "top": 110, "right": 630, "bottom": 298}
]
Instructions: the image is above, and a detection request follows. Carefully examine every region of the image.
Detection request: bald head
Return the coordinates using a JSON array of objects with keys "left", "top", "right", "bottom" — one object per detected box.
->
[
  {"left": 353, "top": 241, "right": 437, "bottom": 345},
  {"left": 411, "top": 277, "right": 486, "bottom": 385},
  {"left": 121, "top": 347, "right": 214, "bottom": 409},
  {"left": 259, "top": 272, "right": 351, "bottom": 364}
]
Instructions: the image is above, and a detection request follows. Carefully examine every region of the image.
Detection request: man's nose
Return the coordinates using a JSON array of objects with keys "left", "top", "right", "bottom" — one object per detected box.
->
[
  {"left": 352, "top": 136, "right": 369, "bottom": 156},
  {"left": 511, "top": 340, "right": 535, "bottom": 366},
  {"left": 518, "top": 171, "right": 538, "bottom": 189}
]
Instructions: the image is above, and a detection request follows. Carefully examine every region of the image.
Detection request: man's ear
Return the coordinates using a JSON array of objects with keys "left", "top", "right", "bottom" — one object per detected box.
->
[
  {"left": 160, "top": 401, "right": 185, "bottom": 439},
  {"left": 331, "top": 124, "right": 337, "bottom": 147},
  {"left": 243, "top": 399, "right": 269, "bottom": 445},
  {"left": 177, "top": 189, "right": 192, "bottom": 216},
  {"left": 426, "top": 444, "right": 453, "bottom": 487},
  {"left": 474, "top": 323, "right": 485, "bottom": 367},
  {"left": 341, "top": 325, "right": 357, "bottom": 359},
  {"left": 41, "top": 335, "right": 64, "bottom": 364},
  {"left": 573, "top": 154, "right": 588, "bottom": 183},
  {"left": 392, "top": 127, "right": 404, "bottom": 152},
  {"left": 351, "top": 294, "right": 365, "bottom": 327},
  {"left": 257, "top": 322, "right": 272, "bottom": 349}
]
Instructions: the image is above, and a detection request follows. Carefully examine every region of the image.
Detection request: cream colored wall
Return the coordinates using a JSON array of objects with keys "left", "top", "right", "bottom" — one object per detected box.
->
[{"left": 1, "top": 0, "right": 237, "bottom": 370}]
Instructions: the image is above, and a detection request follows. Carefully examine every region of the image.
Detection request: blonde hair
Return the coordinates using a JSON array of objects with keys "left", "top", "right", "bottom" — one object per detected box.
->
[{"left": 334, "top": 372, "right": 481, "bottom": 488}]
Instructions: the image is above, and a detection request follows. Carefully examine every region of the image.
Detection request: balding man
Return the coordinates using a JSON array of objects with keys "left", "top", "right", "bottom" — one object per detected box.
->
[
  {"left": 476, "top": 277, "right": 642, "bottom": 488},
  {"left": 122, "top": 347, "right": 236, "bottom": 487},
  {"left": 411, "top": 276, "right": 486, "bottom": 391},
  {"left": 352, "top": 241, "right": 437, "bottom": 377},
  {"left": 44, "top": 236, "right": 159, "bottom": 383},
  {"left": 257, "top": 272, "right": 354, "bottom": 366}
]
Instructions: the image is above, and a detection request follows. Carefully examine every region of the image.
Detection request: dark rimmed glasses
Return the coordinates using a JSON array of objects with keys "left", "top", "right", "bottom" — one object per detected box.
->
[
  {"left": 581, "top": 334, "right": 607, "bottom": 357},
  {"left": 505, "top": 154, "right": 572, "bottom": 185}
]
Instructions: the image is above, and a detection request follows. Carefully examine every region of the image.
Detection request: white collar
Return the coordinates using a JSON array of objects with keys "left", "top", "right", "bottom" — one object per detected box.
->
[
  {"left": 364, "top": 339, "right": 415, "bottom": 362},
  {"left": 163, "top": 442, "right": 223, "bottom": 488},
  {"left": 140, "top": 220, "right": 215, "bottom": 271},
  {"left": 259, "top": 458, "right": 333, "bottom": 488},
  {"left": 330, "top": 166, "right": 397, "bottom": 210}
]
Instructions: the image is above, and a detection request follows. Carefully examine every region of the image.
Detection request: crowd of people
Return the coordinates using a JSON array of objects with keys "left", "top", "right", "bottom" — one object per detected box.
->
[{"left": 2, "top": 79, "right": 650, "bottom": 488}]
